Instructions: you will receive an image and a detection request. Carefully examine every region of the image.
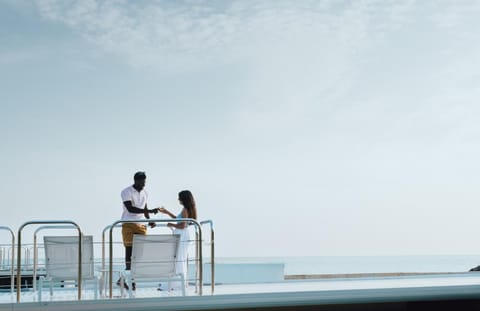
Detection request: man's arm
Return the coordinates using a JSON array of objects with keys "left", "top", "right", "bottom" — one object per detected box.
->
[
  {"left": 124, "top": 201, "right": 158, "bottom": 228},
  {"left": 123, "top": 201, "right": 146, "bottom": 214},
  {"left": 123, "top": 201, "right": 159, "bottom": 214},
  {"left": 144, "top": 204, "right": 159, "bottom": 228}
]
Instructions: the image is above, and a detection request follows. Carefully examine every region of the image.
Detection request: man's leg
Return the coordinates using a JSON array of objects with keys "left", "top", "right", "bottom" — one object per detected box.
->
[
  {"left": 122, "top": 223, "right": 135, "bottom": 270},
  {"left": 125, "top": 246, "right": 132, "bottom": 270},
  {"left": 130, "top": 225, "right": 147, "bottom": 291},
  {"left": 119, "top": 224, "right": 134, "bottom": 290},
  {"left": 124, "top": 224, "right": 147, "bottom": 291}
]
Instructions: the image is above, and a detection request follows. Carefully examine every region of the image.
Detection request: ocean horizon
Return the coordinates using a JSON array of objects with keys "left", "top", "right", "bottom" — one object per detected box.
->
[{"left": 215, "top": 255, "right": 480, "bottom": 275}]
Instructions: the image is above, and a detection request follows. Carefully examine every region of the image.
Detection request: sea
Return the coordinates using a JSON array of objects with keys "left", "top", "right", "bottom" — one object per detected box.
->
[{"left": 215, "top": 255, "right": 480, "bottom": 275}]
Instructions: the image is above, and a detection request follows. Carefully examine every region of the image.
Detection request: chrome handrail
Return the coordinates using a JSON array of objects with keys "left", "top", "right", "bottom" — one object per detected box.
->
[
  {"left": 194, "top": 227, "right": 199, "bottom": 293},
  {"left": 0, "top": 226, "right": 15, "bottom": 294},
  {"left": 101, "top": 224, "right": 123, "bottom": 273},
  {"left": 16, "top": 220, "right": 83, "bottom": 303},
  {"left": 32, "top": 225, "right": 77, "bottom": 292},
  {"left": 200, "top": 220, "right": 215, "bottom": 294},
  {"left": 107, "top": 218, "right": 203, "bottom": 298},
  {"left": 100, "top": 223, "right": 122, "bottom": 296}
]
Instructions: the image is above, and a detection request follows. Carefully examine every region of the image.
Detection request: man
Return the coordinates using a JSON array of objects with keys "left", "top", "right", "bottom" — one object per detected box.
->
[{"left": 119, "top": 171, "right": 158, "bottom": 289}]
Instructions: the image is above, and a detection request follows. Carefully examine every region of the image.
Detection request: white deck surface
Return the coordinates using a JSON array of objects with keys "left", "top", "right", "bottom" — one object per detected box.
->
[{"left": 1, "top": 272, "right": 480, "bottom": 306}]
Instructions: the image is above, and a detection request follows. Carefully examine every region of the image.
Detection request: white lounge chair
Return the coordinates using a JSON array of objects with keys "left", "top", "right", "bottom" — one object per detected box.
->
[
  {"left": 123, "top": 234, "right": 184, "bottom": 297},
  {"left": 39, "top": 235, "right": 98, "bottom": 301}
]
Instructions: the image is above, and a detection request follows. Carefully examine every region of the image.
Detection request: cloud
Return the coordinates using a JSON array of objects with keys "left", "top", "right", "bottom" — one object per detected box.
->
[
  {"left": 29, "top": 0, "right": 480, "bottom": 144},
  {"left": 31, "top": 0, "right": 414, "bottom": 70}
]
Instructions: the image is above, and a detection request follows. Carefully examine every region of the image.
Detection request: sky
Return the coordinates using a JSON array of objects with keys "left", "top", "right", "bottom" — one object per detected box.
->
[{"left": 1, "top": 0, "right": 480, "bottom": 257}]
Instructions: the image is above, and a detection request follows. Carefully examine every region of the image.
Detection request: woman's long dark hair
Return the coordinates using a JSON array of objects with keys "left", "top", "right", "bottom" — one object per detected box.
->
[{"left": 178, "top": 190, "right": 197, "bottom": 220}]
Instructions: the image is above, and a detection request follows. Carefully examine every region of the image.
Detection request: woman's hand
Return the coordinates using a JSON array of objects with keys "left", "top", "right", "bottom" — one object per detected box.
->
[{"left": 158, "top": 207, "right": 168, "bottom": 214}]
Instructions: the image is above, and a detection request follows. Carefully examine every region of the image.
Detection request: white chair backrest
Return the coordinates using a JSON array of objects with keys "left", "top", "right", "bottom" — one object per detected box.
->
[
  {"left": 131, "top": 234, "right": 180, "bottom": 279},
  {"left": 43, "top": 235, "right": 95, "bottom": 279}
]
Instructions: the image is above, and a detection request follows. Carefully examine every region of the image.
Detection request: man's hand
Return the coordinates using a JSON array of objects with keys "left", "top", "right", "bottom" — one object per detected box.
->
[
  {"left": 148, "top": 222, "right": 156, "bottom": 228},
  {"left": 143, "top": 207, "right": 150, "bottom": 219}
]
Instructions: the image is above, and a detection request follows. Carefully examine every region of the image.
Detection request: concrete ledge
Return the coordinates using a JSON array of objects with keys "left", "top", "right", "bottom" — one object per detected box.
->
[
  {"left": 198, "top": 263, "right": 285, "bottom": 284},
  {"left": 285, "top": 272, "right": 461, "bottom": 280}
]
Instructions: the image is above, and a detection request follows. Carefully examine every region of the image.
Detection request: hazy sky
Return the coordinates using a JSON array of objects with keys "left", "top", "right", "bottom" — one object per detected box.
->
[{"left": 1, "top": 0, "right": 480, "bottom": 257}]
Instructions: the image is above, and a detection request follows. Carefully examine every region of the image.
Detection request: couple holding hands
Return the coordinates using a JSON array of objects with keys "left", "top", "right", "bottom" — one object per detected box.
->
[{"left": 119, "top": 171, "right": 197, "bottom": 290}]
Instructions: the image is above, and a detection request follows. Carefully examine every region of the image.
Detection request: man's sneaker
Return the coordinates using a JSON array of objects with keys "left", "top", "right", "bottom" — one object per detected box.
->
[
  {"left": 132, "top": 282, "right": 136, "bottom": 291},
  {"left": 116, "top": 278, "right": 129, "bottom": 290}
]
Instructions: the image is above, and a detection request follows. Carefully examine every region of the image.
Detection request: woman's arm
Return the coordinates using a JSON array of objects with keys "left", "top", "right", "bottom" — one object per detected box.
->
[
  {"left": 167, "top": 208, "right": 188, "bottom": 229},
  {"left": 159, "top": 207, "right": 176, "bottom": 218}
]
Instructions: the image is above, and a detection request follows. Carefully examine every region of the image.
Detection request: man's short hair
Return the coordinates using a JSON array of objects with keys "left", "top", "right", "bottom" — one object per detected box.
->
[{"left": 134, "top": 171, "right": 146, "bottom": 180}]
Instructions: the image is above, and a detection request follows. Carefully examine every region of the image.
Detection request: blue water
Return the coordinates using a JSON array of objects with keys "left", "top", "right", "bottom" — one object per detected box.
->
[{"left": 217, "top": 255, "right": 480, "bottom": 275}]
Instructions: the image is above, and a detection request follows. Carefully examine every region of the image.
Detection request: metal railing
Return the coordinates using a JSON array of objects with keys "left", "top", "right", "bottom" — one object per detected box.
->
[
  {"left": 107, "top": 218, "right": 203, "bottom": 298},
  {"left": 16, "top": 220, "right": 83, "bottom": 303},
  {"left": 100, "top": 223, "right": 123, "bottom": 296},
  {"left": 101, "top": 223, "right": 123, "bottom": 273},
  {"left": 0, "top": 226, "right": 15, "bottom": 294},
  {"left": 10, "top": 218, "right": 214, "bottom": 301},
  {"left": 200, "top": 220, "right": 215, "bottom": 294}
]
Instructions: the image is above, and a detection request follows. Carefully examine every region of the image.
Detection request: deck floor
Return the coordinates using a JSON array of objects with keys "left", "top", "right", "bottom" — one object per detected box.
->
[{"left": 2, "top": 272, "right": 480, "bottom": 304}]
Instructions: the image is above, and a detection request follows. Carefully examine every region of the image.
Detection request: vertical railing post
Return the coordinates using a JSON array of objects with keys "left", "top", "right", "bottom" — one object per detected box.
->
[
  {"left": 108, "top": 224, "right": 114, "bottom": 299},
  {"left": 200, "top": 220, "right": 214, "bottom": 294},
  {"left": 16, "top": 228, "right": 22, "bottom": 302},
  {"left": 194, "top": 226, "right": 199, "bottom": 293},
  {"left": 0, "top": 227, "right": 15, "bottom": 294}
]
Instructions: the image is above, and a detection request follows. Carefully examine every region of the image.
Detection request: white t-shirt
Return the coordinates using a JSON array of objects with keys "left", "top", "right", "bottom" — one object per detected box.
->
[{"left": 121, "top": 185, "right": 148, "bottom": 223}]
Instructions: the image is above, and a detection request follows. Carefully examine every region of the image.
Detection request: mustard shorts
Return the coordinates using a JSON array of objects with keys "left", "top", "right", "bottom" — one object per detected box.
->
[{"left": 122, "top": 223, "right": 147, "bottom": 247}]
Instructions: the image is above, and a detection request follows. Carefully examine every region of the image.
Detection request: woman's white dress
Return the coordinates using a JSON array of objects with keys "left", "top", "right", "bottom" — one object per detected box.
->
[
  {"left": 173, "top": 212, "right": 191, "bottom": 286},
  {"left": 159, "top": 212, "right": 191, "bottom": 291}
]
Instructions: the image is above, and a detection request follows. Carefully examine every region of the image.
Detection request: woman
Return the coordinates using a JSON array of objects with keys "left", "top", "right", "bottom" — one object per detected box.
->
[{"left": 158, "top": 190, "right": 197, "bottom": 290}]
